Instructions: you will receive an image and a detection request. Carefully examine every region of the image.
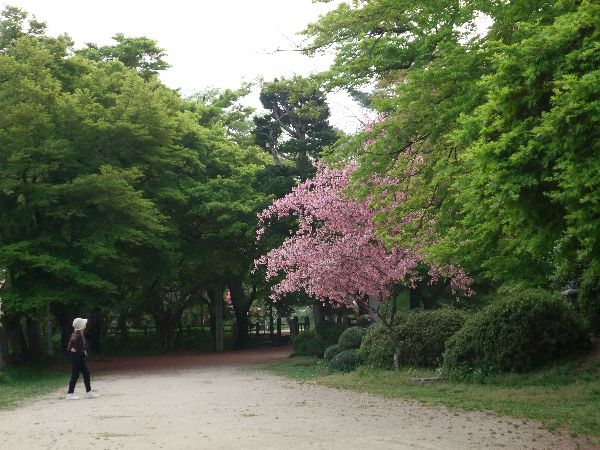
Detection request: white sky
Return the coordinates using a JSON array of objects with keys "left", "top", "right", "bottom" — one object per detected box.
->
[{"left": 2, "top": 0, "right": 368, "bottom": 132}]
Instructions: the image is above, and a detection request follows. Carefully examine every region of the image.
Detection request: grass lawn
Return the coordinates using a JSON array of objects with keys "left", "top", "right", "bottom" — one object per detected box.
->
[
  {"left": 258, "top": 355, "right": 600, "bottom": 440},
  {"left": 0, "top": 366, "right": 67, "bottom": 410}
]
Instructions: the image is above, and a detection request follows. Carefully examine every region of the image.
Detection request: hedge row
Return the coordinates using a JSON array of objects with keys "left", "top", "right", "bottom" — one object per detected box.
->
[{"left": 294, "top": 289, "right": 589, "bottom": 377}]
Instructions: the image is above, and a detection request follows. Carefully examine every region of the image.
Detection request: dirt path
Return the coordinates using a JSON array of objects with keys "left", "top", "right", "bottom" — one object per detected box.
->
[{"left": 0, "top": 348, "right": 582, "bottom": 449}]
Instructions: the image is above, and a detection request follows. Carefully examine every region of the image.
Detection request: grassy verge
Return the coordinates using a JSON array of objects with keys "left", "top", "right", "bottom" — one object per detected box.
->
[
  {"left": 0, "top": 366, "right": 67, "bottom": 410},
  {"left": 258, "top": 356, "right": 600, "bottom": 440}
]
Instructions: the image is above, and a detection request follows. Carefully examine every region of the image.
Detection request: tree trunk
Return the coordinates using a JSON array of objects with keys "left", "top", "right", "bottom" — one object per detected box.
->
[
  {"left": 4, "top": 313, "right": 27, "bottom": 364},
  {"left": 269, "top": 303, "right": 274, "bottom": 338},
  {"left": 86, "top": 308, "right": 102, "bottom": 354},
  {"left": 214, "top": 287, "right": 224, "bottom": 352},
  {"left": 25, "top": 316, "right": 42, "bottom": 360},
  {"left": 0, "top": 319, "right": 7, "bottom": 369},
  {"left": 296, "top": 148, "right": 311, "bottom": 181},
  {"left": 46, "top": 304, "right": 54, "bottom": 356},
  {"left": 230, "top": 279, "right": 255, "bottom": 350},
  {"left": 200, "top": 302, "right": 205, "bottom": 332},
  {"left": 313, "top": 301, "right": 325, "bottom": 339},
  {"left": 152, "top": 309, "right": 182, "bottom": 351},
  {"left": 50, "top": 304, "right": 76, "bottom": 352},
  {"left": 233, "top": 312, "right": 249, "bottom": 349},
  {"left": 394, "top": 345, "right": 401, "bottom": 369},
  {"left": 267, "top": 142, "right": 282, "bottom": 166},
  {"left": 117, "top": 312, "right": 129, "bottom": 342}
]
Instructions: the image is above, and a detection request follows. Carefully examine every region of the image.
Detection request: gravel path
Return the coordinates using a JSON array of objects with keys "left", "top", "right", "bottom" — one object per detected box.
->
[{"left": 0, "top": 349, "right": 582, "bottom": 449}]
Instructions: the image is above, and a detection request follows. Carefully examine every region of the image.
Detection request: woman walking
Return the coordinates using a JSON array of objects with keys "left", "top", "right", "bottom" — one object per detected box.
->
[{"left": 66, "top": 318, "right": 100, "bottom": 400}]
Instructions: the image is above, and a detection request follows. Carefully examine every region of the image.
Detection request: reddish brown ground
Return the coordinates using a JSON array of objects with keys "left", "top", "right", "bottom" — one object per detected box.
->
[{"left": 78, "top": 345, "right": 293, "bottom": 374}]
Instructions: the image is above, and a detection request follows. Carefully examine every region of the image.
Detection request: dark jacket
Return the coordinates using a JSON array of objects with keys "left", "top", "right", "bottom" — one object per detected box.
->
[{"left": 67, "top": 330, "right": 86, "bottom": 353}]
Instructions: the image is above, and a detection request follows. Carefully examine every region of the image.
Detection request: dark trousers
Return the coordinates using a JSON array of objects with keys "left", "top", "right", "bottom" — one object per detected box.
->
[{"left": 68, "top": 352, "right": 91, "bottom": 393}]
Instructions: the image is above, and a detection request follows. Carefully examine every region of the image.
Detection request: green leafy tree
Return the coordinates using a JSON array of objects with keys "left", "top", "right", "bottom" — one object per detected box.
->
[
  {"left": 304, "top": 0, "right": 598, "bottom": 307},
  {"left": 257, "top": 76, "right": 339, "bottom": 180},
  {"left": 0, "top": 5, "right": 45, "bottom": 50},
  {"left": 76, "top": 32, "right": 169, "bottom": 80}
]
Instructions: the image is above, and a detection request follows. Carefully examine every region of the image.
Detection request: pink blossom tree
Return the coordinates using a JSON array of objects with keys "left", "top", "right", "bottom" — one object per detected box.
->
[{"left": 255, "top": 163, "right": 472, "bottom": 364}]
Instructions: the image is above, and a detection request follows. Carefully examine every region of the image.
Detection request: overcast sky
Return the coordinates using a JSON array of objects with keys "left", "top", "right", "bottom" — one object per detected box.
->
[{"left": 3, "top": 0, "right": 367, "bottom": 132}]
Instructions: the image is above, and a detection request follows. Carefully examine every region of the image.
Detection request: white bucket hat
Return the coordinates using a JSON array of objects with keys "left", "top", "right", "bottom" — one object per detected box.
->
[{"left": 72, "top": 318, "right": 88, "bottom": 330}]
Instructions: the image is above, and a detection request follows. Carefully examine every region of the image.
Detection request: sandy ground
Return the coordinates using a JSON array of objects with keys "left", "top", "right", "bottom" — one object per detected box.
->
[{"left": 0, "top": 348, "right": 585, "bottom": 450}]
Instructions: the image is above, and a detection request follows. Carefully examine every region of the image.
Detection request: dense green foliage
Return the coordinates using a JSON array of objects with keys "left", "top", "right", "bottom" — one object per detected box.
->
[
  {"left": 444, "top": 290, "right": 589, "bottom": 377},
  {"left": 3, "top": 0, "right": 600, "bottom": 375},
  {"left": 337, "top": 326, "right": 366, "bottom": 350},
  {"left": 357, "top": 309, "right": 465, "bottom": 369},
  {"left": 393, "top": 308, "right": 466, "bottom": 368},
  {"left": 329, "top": 349, "right": 360, "bottom": 373},
  {"left": 357, "top": 323, "right": 394, "bottom": 369},
  {"left": 0, "top": 6, "right": 280, "bottom": 363},
  {"left": 254, "top": 76, "right": 339, "bottom": 180},
  {"left": 304, "top": 0, "right": 600, "bottom": 327},
  {"left": 323, "top": 343, "right": 342, "bottom": 362},
  {"left": 292, "top": 330, "right": 324, "bottom": 357},
  {"left": 293, "top": 322, "right": 347, "bottom": 357}
]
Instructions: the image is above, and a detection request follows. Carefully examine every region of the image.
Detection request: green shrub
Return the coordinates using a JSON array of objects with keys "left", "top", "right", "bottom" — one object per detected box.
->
[
  {"left": 357, "top": 323, "right": 394, "bottom": 369},
  {"left": 324, "top": 344, "right": 342, "bottom": 361},
  {"left": 293, "top": 321, "right": 348, "bottom": 357},
  {"left": 329, "top": 349, "right": 359, "bottom": 372},
  {"left": 338, "top": 326, "right": 366, "bottom": 350},
  {"left": 393, "top": 308, "right": 466, "bottom": 368},
  {"left": 444, "top": 289, "right": 589, "bottom": 377},
  {"left": 579, "top": 263, "right": 600, "bottom": 333},
  {"left": 292, "top": 330, "right": 326, "bottom": 357}
]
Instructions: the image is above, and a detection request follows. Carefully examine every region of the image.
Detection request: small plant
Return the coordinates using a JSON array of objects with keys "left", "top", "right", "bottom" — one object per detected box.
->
[{"left": 329, "top": 349, "right": 359, "bottom": 372}]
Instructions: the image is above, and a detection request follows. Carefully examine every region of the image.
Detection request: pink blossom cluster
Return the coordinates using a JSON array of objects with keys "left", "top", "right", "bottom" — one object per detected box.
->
[{"left": 255, "top": 164, "right": 472, "bottom": 306}]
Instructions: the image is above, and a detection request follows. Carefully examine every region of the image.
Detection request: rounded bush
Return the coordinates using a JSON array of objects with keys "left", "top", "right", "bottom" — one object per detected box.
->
[
  {"left": 444, "top": 289, "right": 589, "bottom": 377},
  {"left": 329, "top": 349, "right": 359, "bottom": 372},
  {"left": 324, "top": 344, "right": 343, "bottom": 361},
  {"left": 357, "top": 323, "right": 394, "bottom": 369},
  {"left": 338, "top": 326, "right": 366, "bottom": 350},
  {"left": 292, "top": 330, "right": 326, "bottom": 357},
  {"left": 393, "top": 308, "right": 466, "bottom": 368}
]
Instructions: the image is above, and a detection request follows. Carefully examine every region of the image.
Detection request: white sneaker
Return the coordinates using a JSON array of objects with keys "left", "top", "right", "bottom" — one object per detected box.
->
[
  {"left": 67, "top": 393, "right": 80, "bottom": 400},
  {"left": 86, "top": 391, "right": 100, "bottom": 399}
]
